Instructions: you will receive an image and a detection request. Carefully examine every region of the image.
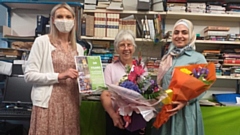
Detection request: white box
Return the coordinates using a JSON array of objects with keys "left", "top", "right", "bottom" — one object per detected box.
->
[
  {"left": 84, "top": 0, "right": 97, "bottom": 4},
  {"left": 123, "top": 0, "right": 137, "bottom": 10},
  {"left": 152, "top": 0, "right": 164, "bottom": 11}
]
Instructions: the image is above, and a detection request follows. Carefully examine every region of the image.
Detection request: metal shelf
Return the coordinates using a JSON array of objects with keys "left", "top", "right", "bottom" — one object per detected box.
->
[
  {"left": 164, "top": 39, "right": 240, "bottom": 45},
  {"left": 0, "top": 0, "right": 83, "bottom": 10},
  {"left": 165, "top": 12, "right": 240, "bottom": 22},
  {"left": 1, "top": 37, "right": 35, "bottom": 42},
  {"left": 81, "top": 36, "right": 153, "bottom": 42},
  {"left": 84, "top": 9, "right": 166, "bottom": 15}
]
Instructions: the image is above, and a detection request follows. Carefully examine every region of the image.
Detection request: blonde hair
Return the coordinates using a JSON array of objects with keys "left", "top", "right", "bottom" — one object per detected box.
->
[{"left": 49, "top": 3, "right": 77, "bottom": 50}]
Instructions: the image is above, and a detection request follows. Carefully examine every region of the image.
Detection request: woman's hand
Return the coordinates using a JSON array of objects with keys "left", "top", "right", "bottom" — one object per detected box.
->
[
  {"left": 110, "top": 112, "right": 124, "bottom": 129},
  {"left": 167, "top": 101, "right": 187, "bottom": 117},
  {"left": 58, "top": 68, "right": 78, "bottom": 80}
]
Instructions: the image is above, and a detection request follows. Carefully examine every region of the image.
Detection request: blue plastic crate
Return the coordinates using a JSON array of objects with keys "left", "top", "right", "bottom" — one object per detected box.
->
[{"left": 213, "top": 93, "right": 240, "bottom": 103}]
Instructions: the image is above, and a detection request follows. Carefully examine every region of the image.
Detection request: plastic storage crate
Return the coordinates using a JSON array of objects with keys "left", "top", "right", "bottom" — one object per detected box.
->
[{"left": 213, "top": 93, "right": 240, "bottom": 103}]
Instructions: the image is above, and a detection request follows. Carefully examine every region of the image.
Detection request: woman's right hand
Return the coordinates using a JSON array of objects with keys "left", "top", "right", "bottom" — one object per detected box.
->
[
  {"left": 58, "top": 68, "right": 78, "bottom": 80},
  {"left": 110, "top": 112, "right": 124, "bottom": 129}
]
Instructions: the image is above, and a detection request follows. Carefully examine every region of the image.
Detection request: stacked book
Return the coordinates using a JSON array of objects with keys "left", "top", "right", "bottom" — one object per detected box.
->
[
  {"left": 167, "top": 2, "right": 186, "bottom": 12},
  {"left": 204, "top": 26, "right": 230, "bottom": 41},
  {"left": 206, "top": 2, "right": 226, "bottom": 14},
  {"left": 202, "top": 50, "right": 221, "bottom": 61},
  {"left": 106, "top": 13, "right": 120, "bottom": 38},
  {"left": 81, "top": 14, "right": 95, "bottom": 37},
  {"left": 223, "top": 53, "right": 240, "bottom": 65},
  {"left": 202, "top": 50, "right": 222, "bottom": 76},
  {"left": 84, "top": 0, "right": 97, "bottom": 10},
  {"left": 226, "top": 34, "right": 240, "bottom": 41},
  {"left": 146, "top": 57, "right": 161, "bottom": 75},
  {"left": 135, "top": 15, "right": 162, "bottom": 40},
  {"left": 106, "top": 0, "right": 123, "bottom": 10},
  {"left": 93, "top": 12, "right": 134, "bottom": 38},
  {"left": 222, "top": 53, "right": 240, "bottom": 76},
  {"left": 226, "top": 3, "right": 240, "bottom": 14},
  {"left": 119, "top": 18, "right": 136, "bottom": 38},
  {"left": 187, "top": 2, "right": 206, "bottom": 13},
  {"left": 96, "top": 0, "right": 110, "bottom": 9},
  {"left": 90, "top": 40, "right": 113, "bottom": 65}
]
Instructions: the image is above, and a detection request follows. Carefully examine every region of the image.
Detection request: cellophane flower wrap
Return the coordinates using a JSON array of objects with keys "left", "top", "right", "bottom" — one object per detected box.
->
[
  {"left": 107, "top": 52, "right": 167, "bottom": 132},
  {"left": 153, "top": 63, "right": 216, "bottom": 129}
]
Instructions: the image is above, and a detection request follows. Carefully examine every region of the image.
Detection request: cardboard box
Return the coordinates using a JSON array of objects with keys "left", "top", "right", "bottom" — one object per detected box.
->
[
  {"left": 0, "top": 48, "right": 22, "bottom": 56},
  {"left": 0, "top": 25, "right": 16, "bottom": 37}
]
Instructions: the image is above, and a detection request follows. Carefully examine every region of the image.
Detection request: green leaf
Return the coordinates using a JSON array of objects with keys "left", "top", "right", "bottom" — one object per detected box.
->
[{"left": 142, "top": 91, "right": 162, "bottom": 99}]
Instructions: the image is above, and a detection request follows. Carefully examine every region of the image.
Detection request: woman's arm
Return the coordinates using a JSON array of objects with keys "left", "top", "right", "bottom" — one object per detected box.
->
[
  {"left": 101, "top": 90, "right": 124, "bottom": 129},
  {"left": 24, "top": 37, "right": 59, "bottom": 85}
]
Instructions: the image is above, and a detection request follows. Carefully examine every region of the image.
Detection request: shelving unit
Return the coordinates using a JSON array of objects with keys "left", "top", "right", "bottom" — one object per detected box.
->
[
  {"left": 0, "top": 0, "right": 83, "bottom": 27},
  {"left": 163, "top": 39, "right": 240, "bottom": 45},
  {"left": 82, "top": 8, "right": 240, "bottom": 93},
  {"left": 81, "top": 36, "right": 153, "bottom": 42},
  {"left": 0, "top": 0, "right": 83, "bottom": 48},
  {"left": 165, "top": 12, "right": 240, "bottom": 21},
  {"left": 83, "top": 9, "right": 166, "bottom": 15},
  {"left": 0, "top": 1, "right": 82, "bottom": 10}
]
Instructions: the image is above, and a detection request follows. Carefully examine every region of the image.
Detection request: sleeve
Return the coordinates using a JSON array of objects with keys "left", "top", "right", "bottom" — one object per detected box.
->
[
  {"left": 189, "top": 53, "right": 208, "bottom": 104},
  {"left": 104, "top": 64, "right": 113, "bottom": 85},
  {"left": 77, "top": 43, "right": 84, "bottom": 56},
  {"left": 24, "top": 37, "right": 59, "bottom": 85}
]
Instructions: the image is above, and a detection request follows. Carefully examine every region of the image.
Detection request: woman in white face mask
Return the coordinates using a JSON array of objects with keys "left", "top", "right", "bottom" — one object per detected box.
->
[{"left": 25, "top": 3, "right": 84, "bottom": 135}]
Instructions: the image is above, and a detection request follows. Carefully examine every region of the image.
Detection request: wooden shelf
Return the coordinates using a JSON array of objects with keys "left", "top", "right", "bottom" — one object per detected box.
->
[
  {"left": 165, "top": 12, "right": 240, "bottom": 21},
  {"left": 81, "top": 36, "right": 153, "bottom": 42},
  {"left": 84, "top": 9, "right": 166, "bottom": 15}
]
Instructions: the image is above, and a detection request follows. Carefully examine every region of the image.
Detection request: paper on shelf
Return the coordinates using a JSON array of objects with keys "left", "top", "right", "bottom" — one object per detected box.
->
[
  {"left": 236, "top": 97, "right": 240, "bottom": 104},
  {"left": 0, "top": 61, "right": 12, "bottom": 75}
]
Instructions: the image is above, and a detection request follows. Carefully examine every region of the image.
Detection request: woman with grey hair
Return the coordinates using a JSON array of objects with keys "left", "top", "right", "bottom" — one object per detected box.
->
[
  {"left": 152, "top": 19, "right": 207, "bottom": 135},
  {"left": 101, "top": 30, "right": 146, "bottom": 135},
  {"left": 25, "top": 3, "right": 84, "bottom": 135}
]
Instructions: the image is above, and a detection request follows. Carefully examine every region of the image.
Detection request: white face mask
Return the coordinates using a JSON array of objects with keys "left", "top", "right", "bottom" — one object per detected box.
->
[{"left": 54, "top": 19, "right": 74, "bottom": 33}]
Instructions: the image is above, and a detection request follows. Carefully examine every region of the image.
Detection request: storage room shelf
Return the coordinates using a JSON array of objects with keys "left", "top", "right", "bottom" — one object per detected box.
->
[
  {"left": 83, "top": 9, "right": 166, "bottom": 15},
  {"left": 1, "top": 37, "right": 35, "bottom": 42},
  {"left": 216, "top": 76, "right": 240, "bottom": 80},
  {"left": 164, "top": 39, "right": 240, "bottom": 45},
  {"left": 81, "top": 36, "right": 153, "bottom": 42},
  {"left": 0, "top": 0, "right": 83, "bottom": 10},
  {"left": 165, "top": 12, "right": 240, "bottom": 21},
  {"left": 150, "top": 75, "right": 240, "bottom": 80}
]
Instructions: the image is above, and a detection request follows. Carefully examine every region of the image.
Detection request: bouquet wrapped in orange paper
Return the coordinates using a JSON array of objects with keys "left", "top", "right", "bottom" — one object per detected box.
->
[{"left": 153, "top": 63, "right": 216, "bottom": 128}]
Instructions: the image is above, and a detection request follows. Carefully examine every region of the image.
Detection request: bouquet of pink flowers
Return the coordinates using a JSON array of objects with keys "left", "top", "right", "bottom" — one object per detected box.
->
[{"left": 107, "top": 53, "right": 167, "bottom": 132}]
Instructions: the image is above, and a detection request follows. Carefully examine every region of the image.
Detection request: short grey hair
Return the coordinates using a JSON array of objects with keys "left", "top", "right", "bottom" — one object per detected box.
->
[{"left": 114, "top": 30, "right": 136, "bottom": 52}]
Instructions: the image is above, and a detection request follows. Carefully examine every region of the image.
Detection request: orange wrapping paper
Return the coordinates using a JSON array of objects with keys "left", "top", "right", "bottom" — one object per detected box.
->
[{"left": 153, "top": 63, "right": 216, "bottom": 128}]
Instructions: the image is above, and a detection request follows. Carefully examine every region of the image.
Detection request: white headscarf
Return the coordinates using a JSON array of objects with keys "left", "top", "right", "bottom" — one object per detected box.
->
[{"left": 157, "top": 19, "right": 196, "bottom": 84}]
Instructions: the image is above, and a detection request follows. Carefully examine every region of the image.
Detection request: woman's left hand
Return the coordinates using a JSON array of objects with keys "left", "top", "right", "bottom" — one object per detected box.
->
[{"left": 167, "top": 101, "right": 187, "bottom": 117}]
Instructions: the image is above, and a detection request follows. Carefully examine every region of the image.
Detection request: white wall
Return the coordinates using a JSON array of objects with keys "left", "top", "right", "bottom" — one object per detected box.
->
[
  {"left": 0, "top": 5, "right": 7, "bottom": 26},
  {"left": 11, "top": 9, "right": 49, "bottom": 36},
  {"left": 165, "top": 19, "right": 240, "bottom": 36}
]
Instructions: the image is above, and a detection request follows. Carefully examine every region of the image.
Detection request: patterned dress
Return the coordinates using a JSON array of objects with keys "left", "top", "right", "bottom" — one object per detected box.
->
[{"left": 28, "top": 42, "right": 80, "bottom": 135}]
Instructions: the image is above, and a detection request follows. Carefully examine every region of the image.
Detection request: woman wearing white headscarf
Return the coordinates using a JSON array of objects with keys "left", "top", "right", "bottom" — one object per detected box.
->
[{"left": 151, "top": 19, "right": 207, "bottom": 135}]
